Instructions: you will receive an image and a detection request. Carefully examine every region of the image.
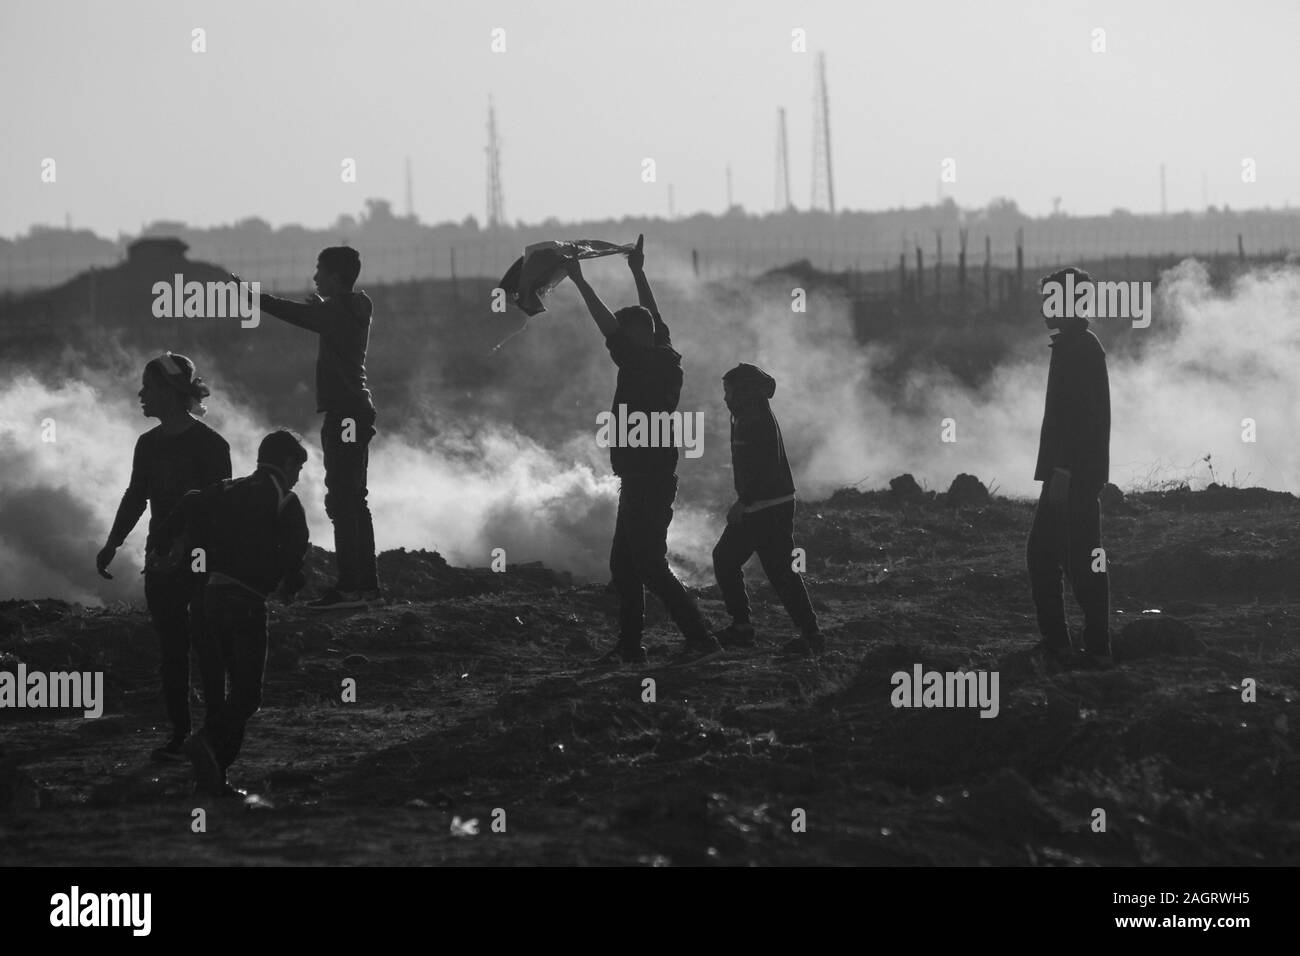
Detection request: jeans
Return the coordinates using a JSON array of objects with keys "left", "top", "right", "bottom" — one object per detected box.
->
[
  {"left": 712, "top": 501, "right": 818, "bottom": 633},
  {"left": 1026, "top": 481, "right": 1110, "bottom": 653},
  {"left": 321, "top": 408, "right": 379, "bottom": 592},
  {"left": 144, "top": 567, "right": 204, "bottom": 739},
  {"left": 610, "top": 472, "right": 710, "bottom": 645},
  {"left": 196, "top": 583, "right": 269, "bottom": 771}
]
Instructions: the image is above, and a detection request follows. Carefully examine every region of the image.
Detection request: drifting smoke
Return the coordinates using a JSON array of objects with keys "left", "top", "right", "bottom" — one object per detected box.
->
[
  {"left": 0, "top": 353, "right": 718, "bottom": 604},
  {"left": 699, "top": 258, "right": 1298, "bottom": 497},
  {"left": 1, "top": 259, "right": 1295, "bottom": 604}
]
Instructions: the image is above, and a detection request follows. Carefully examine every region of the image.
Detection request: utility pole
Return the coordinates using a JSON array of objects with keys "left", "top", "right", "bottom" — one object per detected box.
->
[
  {"left": 775, "top": 107, "right": 792, "bottom": 212},
  {"left": 811, "top": 52, "right": 835, "bottom": 213},
  {"left": 486, "top": 96, "right": 505, "bottom": 228}
]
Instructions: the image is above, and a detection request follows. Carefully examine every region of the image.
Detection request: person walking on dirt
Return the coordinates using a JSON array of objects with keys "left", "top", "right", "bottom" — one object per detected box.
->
[
  {"left": 152, "top": 429, "right": 310, "bottom": 798},
  {"left": 711, "top": 363, "right": 824, "bottom": 656}
]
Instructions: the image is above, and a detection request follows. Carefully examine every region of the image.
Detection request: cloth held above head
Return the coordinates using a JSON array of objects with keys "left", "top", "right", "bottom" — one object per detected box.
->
[{"left": 500, "top": 239, "right": 635, "bottom": 316}]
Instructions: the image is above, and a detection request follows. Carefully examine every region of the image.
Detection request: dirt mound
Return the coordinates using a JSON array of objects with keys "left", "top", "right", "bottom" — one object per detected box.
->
[
  {"left": 1136, "top": 485, "right": 1298, "bottom": 513},
  {"left": 1113, "top": 615, "right": 1204, "bottom": 663},
  {"left": 945, "top": 474, "right": 990, "bottom": 507},
  {"left": 889, "top": 474, "right": 927, "bottom": 501},
  {"left": 300, "top": 546, "right": 575, "bottom": 602},
  {"left": 1099, "top": 483, "right": 1138, "bottom": 515},
  {"left": 1121, "top": 542, "right": 1300, "bottom": 599},
  {"left": 0, "top": 599, "right": 78, "bottom": 637}
]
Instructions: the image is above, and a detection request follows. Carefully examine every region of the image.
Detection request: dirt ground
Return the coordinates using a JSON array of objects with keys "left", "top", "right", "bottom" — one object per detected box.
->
[{"left": 2, "top": 483, "right": 1297, "bottom": 866}]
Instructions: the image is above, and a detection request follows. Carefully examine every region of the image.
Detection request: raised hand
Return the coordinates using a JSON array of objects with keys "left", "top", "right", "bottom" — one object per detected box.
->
[{"left": 628, "top": 233, "right": 645, "bottom": 272}]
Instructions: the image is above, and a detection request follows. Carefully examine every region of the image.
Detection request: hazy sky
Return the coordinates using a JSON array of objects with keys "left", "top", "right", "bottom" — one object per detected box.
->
[{"left": 3, "top": 0, "right": 1298, "bottom": 237}]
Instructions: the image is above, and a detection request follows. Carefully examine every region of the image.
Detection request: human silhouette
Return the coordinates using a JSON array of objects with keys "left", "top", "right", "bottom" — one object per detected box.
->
[
  {"left": 97, "top": 353, "right": 231, "bottom": 761},
  {"left": 152, "top": 430, "right": 309, "bottom": 797},
  {"left": 245, "top": 247, "right": 380, "bottom": 610},
  {"left": 565, "top": 235, "right": 721, "bottom": 665},
  {"left": 711, "top": 364, "right": 823, "bottom": 656},
  {"left": 1028, "top": 266, "right": 1112, "bottom": 658}
]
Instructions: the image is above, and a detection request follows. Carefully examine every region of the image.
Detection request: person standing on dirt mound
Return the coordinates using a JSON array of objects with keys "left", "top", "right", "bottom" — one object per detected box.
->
[
  {"left": 97, "top": 353, "right": 232, "bottom": 763},
  {"left": 244, "top": 246, "right": 381, "bottom": 612},
  {"left": 565, "top": 235, "right": 722, "bottom": 666},
  {"left": 1027, "top": 266, "right": 1112, "bottom": 659},
  {"left": 151, "top": 429, "right": 310, "bottom": 798},
  {"left": 711, "top": 364, "right": 824, "bottom": 656}
]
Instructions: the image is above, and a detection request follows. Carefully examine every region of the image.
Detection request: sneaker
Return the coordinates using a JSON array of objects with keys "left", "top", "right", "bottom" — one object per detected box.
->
[
  {"left": 307, "top": 588, "right": 368, "bottom": 611},
  {"left": 671, "top": 636, "right": 723, "bottom": 665},
  {"left": 150, "top": 735, "right": 187, "bottom": 763},
  {"left": 595, "top": 643, "right": 648, "bottom": 667},
  {"left": 182, "top": 733, "right": 224, "bottom": 794},
  {"left": 191, "top": 780, "right": 248, "bottom": 800},
  {"left": 714, "top": 623, "right": 757, "bottom": 648}
]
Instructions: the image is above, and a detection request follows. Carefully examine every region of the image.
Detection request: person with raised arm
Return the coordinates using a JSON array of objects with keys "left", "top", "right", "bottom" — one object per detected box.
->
[{"left": 565, "top": 235, "right": 721, "bottom": 665}]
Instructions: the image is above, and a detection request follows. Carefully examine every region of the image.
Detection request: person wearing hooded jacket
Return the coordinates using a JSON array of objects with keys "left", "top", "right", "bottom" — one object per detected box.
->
[
  {"left": 712, "top": 364, "right": 824, "bottom": 656},
  {"left": 243, "top": 246, "right": 381, "bottom": 610}
]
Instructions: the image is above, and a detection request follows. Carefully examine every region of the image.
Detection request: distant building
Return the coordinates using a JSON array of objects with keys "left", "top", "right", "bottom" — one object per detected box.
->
[{"left": 0, "top": 236, "right": 228, "bottom": 340}]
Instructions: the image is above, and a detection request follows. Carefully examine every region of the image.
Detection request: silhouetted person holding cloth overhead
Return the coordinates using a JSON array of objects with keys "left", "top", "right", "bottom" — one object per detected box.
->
[{"left": 565, "top": 234, "right": 722, "bottom": 666}]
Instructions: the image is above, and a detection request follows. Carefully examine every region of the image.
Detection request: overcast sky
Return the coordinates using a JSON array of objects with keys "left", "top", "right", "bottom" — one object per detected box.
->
[{"left": 3, "top": 0, "right": 1298, "bottom": 236}]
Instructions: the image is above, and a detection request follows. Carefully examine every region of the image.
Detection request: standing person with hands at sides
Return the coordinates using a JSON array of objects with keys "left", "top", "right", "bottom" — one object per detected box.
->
[
  {"left": 1027, "top": 266, "right": 1112, "bottom": 661},
  {"left": 235, "top": 246, "right": 381, "bottom": 611},
  {"left": 97, "top": 353, "right": 231, "bottom": 763},
  {"left": 565, "top": 234, "right": 722, "bottom": 666}
]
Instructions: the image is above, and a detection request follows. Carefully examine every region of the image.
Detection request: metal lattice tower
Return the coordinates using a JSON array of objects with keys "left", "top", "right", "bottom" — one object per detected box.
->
[
  {"left": 775, "top": 107, "right": 792, "bottom": 211},
  {"left": 486, "top": 96, "right": 505, "bottom": 228},
  {"left": 810, "top": 52, "right": 835, "bottom": 214}
]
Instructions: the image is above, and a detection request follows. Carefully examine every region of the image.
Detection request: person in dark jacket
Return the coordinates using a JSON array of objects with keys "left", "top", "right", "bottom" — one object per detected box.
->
[
  {"left": 1028, "top": 266, "right": 1112, "bottom": 658},
  {"left": 97, "top": 353, "right": 231, "bottom": 762},
  {"left": 152, "top": 430, "right": 310, "bottom": 797},
  {"left": 712, "top": 364, "right": 823, "bottom": 656},
  {"left": 240, "top": 246, "right": 380, "bottom": 610},
  {"left": 564, "top": 235, "right": 721, "bottom": 666}
]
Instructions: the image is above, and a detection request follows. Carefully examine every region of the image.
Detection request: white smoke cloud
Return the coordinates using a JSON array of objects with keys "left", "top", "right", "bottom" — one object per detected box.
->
[
  {"left": 693, "top": 260, "right": 1299, "bottom": 498},
  {"left": 0, "top": 353, "right": 720, "bottom": 603},
  {"left": 2, "top": 259, "right": 1295, "bottom": 604}
]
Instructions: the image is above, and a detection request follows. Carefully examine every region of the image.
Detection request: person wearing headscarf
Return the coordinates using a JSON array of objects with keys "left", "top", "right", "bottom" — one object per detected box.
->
[{"left": 97, "top": 352, "right": 231, "bottom": 761}]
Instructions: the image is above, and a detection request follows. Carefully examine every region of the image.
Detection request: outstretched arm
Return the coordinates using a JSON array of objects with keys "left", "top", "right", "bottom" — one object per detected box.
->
[
  {"left": 564, "top": 258, "right": 620, "bottom": 338},
  {"left": 231, "top": 273, "right": 324, "bottom": 332}
]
